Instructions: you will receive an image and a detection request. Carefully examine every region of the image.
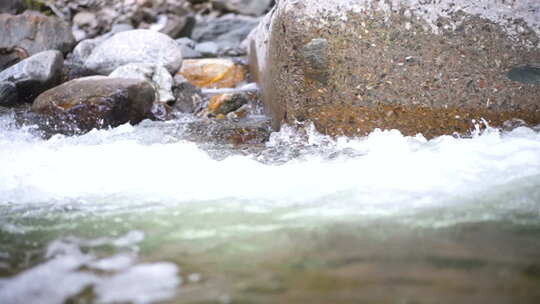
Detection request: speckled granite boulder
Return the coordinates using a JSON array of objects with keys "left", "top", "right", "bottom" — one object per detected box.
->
[{"left": 249, "top": 0, "right": 540, "bottom": 137}]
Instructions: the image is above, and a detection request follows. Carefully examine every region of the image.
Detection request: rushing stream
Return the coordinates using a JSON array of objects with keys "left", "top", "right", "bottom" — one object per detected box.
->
[{"left": 1, "top": 110, "right": 540, "bottom": 304}]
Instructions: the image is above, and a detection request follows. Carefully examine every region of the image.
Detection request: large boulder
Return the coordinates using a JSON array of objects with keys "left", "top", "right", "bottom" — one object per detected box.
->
[
  {"left": 0, "top": 50, "right": 63, "bottom": 102},
  {"left": 0, "top": 11, "right": 76, "bottom": 56},
  {"left": 248, "top": 0, "right": 540, "bottom": 137},
  {"left": 84, "top": 29, "right": 183, "bottom": 74},
  {"left": 32, "top": 76, "right": 156, "bottom": 131}
]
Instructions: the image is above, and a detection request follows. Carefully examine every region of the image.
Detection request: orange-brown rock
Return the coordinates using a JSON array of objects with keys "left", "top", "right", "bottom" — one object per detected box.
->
[
  {"left": 178, "top": 58, "right": 245, "bottom": 88},
  {"left": 208, "top": 93, "right": 248, "bottom": 116}
]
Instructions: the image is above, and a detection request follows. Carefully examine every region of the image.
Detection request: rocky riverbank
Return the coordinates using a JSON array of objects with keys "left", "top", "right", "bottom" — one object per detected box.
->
[
  {"left": 1, "top": 0, "right": 539, "bottom": 141},
  {"left": 0, "top": 0, "right": 272, "bottom": 144}
]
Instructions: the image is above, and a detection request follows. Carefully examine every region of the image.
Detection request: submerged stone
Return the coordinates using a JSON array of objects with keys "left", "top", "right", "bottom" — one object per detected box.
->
[
  {"left": 248, "top": 0, "right": 540, "bottom": 138},
  {"left": 208, "top": 92, "right": 248, "bottom": 116}
]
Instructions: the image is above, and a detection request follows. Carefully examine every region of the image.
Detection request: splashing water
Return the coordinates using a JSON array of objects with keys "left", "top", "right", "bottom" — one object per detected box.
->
[{"left": 1, "top": 112, "right": 540, "bottom": 304}]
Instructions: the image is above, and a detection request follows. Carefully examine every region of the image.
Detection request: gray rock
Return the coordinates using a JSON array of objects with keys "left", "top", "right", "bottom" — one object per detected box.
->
[
  {"left": 85, "top": 29, "right": 183, "bottom": 74},
  {"left": 191, "top": 14, "right": 260, "bottom": 55},
  {"left": 0, "top": 0, "right": 24, "bottom": 14},
  {"left": 176, "top": 37, "right": 202, "bottom": 59},
  {"left": 109, "top": 63, "right": 175, "bottom": 103},
  {"left": 71, "top": 23, "right": 134, "bottom": 64},
  {"left": 32, "top": 76, "right": 156, "bottom": 131},
  {"left": 195, "top": 41, "right": 219, "bottom": 57},
  {"left": 249, "top": 0, "right": 540, "bottom": 138},
  {"left": 0, "top": 81, "right": 18, "bottom": 106},
  {"left": 172, "top": 74, "right": 204, "bottom": 113},
  {"left": 0, "top": 50, "right": 63, "bottom": 102},
  {"left": 0, "top": 11, "right": 76, "bottom": 56},
  {"left": 212, "top": 0, "right": 273, "bottom": 16},
  {"left": 152, "top": 14, "right": 192, "bottom": 38}
]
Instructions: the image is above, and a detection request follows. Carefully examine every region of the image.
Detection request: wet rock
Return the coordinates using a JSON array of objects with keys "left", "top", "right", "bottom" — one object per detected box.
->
[
  {"left": 212, "top": 0, "right": 273, "bottom": 16},
  {"left": 182, "top": 116, "right": 272, "bottom": 145},
  {"left": 0, "top": 81, "right": 18, "bottom": 106},
  {"left": 32, "top": 76, "right": 155, "bottom": 131},
  {"left": 0, "top": 11, "right": 76, "bottom": 56},
  {"left": 178, "top": 58, "right": 246, "bottom": 88},
  {"left": 109, "top": 63, "right": 175, "bottom": 103},
  {"left": 208, "top": 92, "right": 248, "bottom": 116},
  {"left": 172, "top": 74, "right": 205, "bottom": 113},
  {"left": 249, "top": 0, "right": 540, "bottom": 138},
  {"left": 191, "top": 14, "right": 260, "bottom": 56},
  {"left": 85, "top": 29, "right": 183, "bottom": 74},
  {"left": 0, "top": 50, "right": 63, "bottom": 103}
]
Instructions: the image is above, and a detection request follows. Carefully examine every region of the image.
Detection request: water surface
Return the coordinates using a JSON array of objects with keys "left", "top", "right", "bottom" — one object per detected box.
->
[{"left": 1, "top": 112, "right": 540, "bottom": 304}]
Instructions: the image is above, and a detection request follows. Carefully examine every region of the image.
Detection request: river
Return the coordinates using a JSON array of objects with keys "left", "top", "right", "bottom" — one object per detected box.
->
[{"left": 1, "top": 110, "right": 540, "bottom": 304}]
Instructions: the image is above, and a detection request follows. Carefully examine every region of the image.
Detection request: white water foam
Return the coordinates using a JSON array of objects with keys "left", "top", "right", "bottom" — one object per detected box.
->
[
  {"left": 0, "top": 231, "right": 181, "bottom": 304},
  {"left": 1, "top": 114, "right": 540, "bottom": 219}
]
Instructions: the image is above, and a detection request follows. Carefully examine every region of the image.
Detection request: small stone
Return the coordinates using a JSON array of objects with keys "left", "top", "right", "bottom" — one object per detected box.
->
[
  {"left": 85, "top": 29, "right": 183, "bottom": 74},
  {"left": 32, "top": 76, "right": 156, "bottom": 131},
  {"left": 109, "top": 63, "right": 175, "bottom": 103},
  {"left": 176, "top": 37, "right": 202, "bottom": 59},
  {"left": 208, "top": 93, "right": 248, "bottom": 116},
  {"left": 73, "top": 11, "right": 99, "bottom": 29},
  {"left": 195, "top": 41, "right": 219, "bottom": 57},
  {"left": 191, "top": 14, "right": 260, "bottom": 56},
  {"left": 158, "top": 14, "right": 191, "bottom": 38},
  {"left": 178, "top": 58, "right": 246, "bottom": 88},
  {"left": 212, "top": 0, "right": 273, "bottom": 16},
  {"left": 172, "top": 74, "right": 205, "bottom": 113},
  {"left": 226, "top": 104, "right": 249, "bottom": 120},
  {"left": 0, "top": 50, "right": 63, "bottom": 102}
]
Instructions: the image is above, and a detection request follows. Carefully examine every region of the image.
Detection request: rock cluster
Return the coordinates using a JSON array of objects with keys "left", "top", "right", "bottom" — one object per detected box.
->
[
  {"left": 0, "top": 0, "right": 272, "bottom": 139},
  {"left": 2, "top": 0, "right": 539, "bottom": 140}
]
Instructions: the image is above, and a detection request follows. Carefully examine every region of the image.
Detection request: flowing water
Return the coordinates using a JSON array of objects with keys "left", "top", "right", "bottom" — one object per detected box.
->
[{"left": 1, "top": 110, "right": 540, "bottom": 304}]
